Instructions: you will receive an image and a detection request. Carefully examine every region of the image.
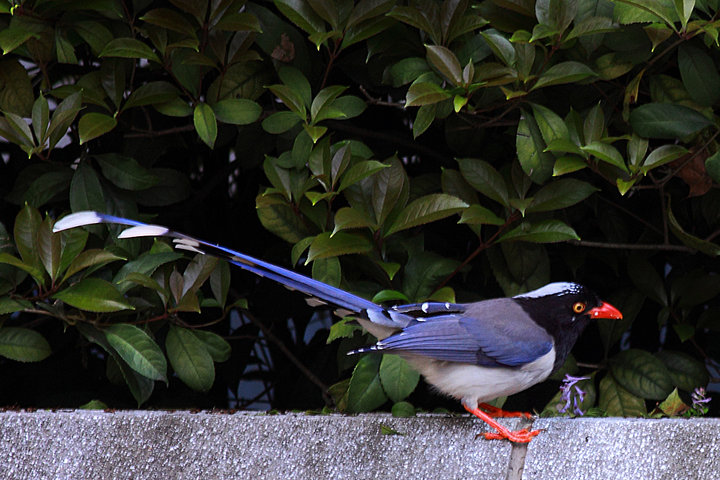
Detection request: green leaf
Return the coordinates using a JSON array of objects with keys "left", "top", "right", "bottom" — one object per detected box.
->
[
  {"left": 657, "top": 388, "right": 689, "bottom": 416},
  {"left": 405, "top": 82, "right": 451, "bottom": 107},
  {"left": 372, "top": 289, "right": 410, "bottom": 303},
  {"left": 268, "top": 84, "right": 307, "bottom": 117},
  {"left": 678, "top": 44, "right": 720, "bottom": 106},
  {"left": 47, "top": 91, "right": 82, "bottom": 150},
  {"left": 0, "top": 252, "right": 45, "bottom": 283},
  {"left": 78, "top": 113, "right": 117, "bottom": 144},
  {"left": 77, "top": 323, "right": 154, "bottom": 406},
  {"left": 31, "top": 94, "right": 49, "bottom": 144},
  {"left": 0, "top": 296, "right": 32, "bottom": 315},
  {"left": 655, "top": 350, "right": 709, "bottom": 392},
  {"left": 60, "top": 248, "right": 127, "bottom": 283},
  {"left": 274, "top": 0, "right": 326, "bottom": 35},
  {"left": 346, "top": 354, "right": 388, "bottom": 413},
  {"left": 610, "top": 349, "right": 674, "bottom": 400},
  {"left": 552, "top": 156, "right": 587, "bottom": 176},
  {"left": 499, "top": 220, "right": 580, "bottom": 243},
  {"left": 388, "top": 6, "right": 438, "bottom": 42},
  {"left": 262, "top": 111, "right": 302, "bottom": 134},
  {"left": 192, "top": 330, "right": 231, "bottom": 363},
  {"left": 706, "top": 150, "right": 720, "bottom": 183},
  {"left": 210, "top": 261, "right": 230, "bottom": 308},
  {"left": 565, "top": 16, "right": 617, "bottom": 41},
  {"left": 457, "top": 158, "right": 509, "bottom": 206},
  {"left": 532, "top": 61, "right": 597, "bottom": 90},
  {"left": 425, "top": 45, "right": 463, "bottom": 86},
  {"left": 69, "top": 161, "right": 105, "bottom": 215},
  {"left": 99, "top": 38, "right": 161, "bottom": 63},
  {"left": 598, "top": 374, "right": 647, "bottom": 417},
  {"left": 629, "top": 103, "right": 713, "bottom": 139},
  {"left": 527, "top": 179, "right": 598, "bottom": 213},
  {"left": 379, "top": 354, "right": 420, "bottom": 403},
  {"left": 94, "top": 153, "right": 160, "bottom": 191},
  {"left": 0, "top": 327, "right": 51, "bottom": 362},
  {"left": 105, "top": 323, "right": 167, "bottom": 382},
  {"left": 531, "top": 103, "right": 570, "bottom": 146},
  {"left": 307, "top": 232, "right": 373, "bottom": 262},
  {"left": 13, "top": 204, "right": 42, "bottom": 272},
  {"left": 327, "top": 317, "right": 362, "bottom": 343},
  {"left": 535, "top": 0, "right": 577, "bottom": 33},
  {"left": 330, "top": 95, "right": 366, "bottom": 120},
  {"left": 166, "top": 325, "right": 215, "bottom": 392},
  {"left": 667, "top": 199, "right": 720, "bottom": 256},
  {"left": 310, "top": 85, "right": 346, "bottom": 124},
  {"left": 212, "top": 99, "right": 261, "bottom": 125},
  {"left": 332, "top": 207, "right": 376, "bottom": 235},
  {"left": 337, "top": 160, "right": 389, "bottom": 192},
  {"left": 193, "top": 103, "right": 217, "bottom": 148},
  {"left": 480, "top": 31, "right": 516, "bottom": 67},
  {"left": 641, "top": 145, "right": 687, "bottom": 174},
  {"left": 37, "top": 216, "right": 61, "bottom": 281},
  {"left": 124, "top": 81, "right": 180, "bottom": 110},
  {"left": 517, "top": 112, "right": 555, "bottom": 184},
  {"left": 391, "top": 401, "right": 416, "bottom": 418},
  {"left": 385, "top": 194, "right": 468, "bottom": 236},
  {"left": 53, "top": 278, "right": 135, "bottom": 312},
  {"left": 311, "top": 256, "right": 341, "bottom": 287},
  {"left": 583, "top": 103, "right": 605, "bottom": 144},
  {"left": 141, "top": 8, "right": 198, "bottom": 35},
  {"left": 458, "top": 204, "right": 505, "bottom": 226},
  {"left": 385, "top": 57, "right": 431, "bottom": 87},
  {"left": 413, "top": 104, "right": 436, "bottom": 139},
  {"left": 581, "top": 141, "right": 628, "bottom": 172}
]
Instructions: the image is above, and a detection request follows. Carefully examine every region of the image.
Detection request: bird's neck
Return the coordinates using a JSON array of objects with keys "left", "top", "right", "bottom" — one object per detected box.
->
[{"left": 513, "top": 297, "right": 591, "bottom": 372}]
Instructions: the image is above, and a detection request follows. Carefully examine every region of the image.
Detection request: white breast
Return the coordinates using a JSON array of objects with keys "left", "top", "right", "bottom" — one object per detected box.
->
[{"left": 405, "top": 349, "right": 556, "bottom": 409}]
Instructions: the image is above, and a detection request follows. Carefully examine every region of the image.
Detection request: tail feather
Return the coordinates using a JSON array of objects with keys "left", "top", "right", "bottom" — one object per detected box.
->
[{"left": 53, "top": 211, "right": 407, "bottom": 332}]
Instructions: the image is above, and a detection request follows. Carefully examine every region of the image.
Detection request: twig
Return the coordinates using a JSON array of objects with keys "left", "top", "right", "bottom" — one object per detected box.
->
[
  {"left": 568, "top": 239, "right": 694, "bottom": 253},
  {"left": 358, "top": 85, "right": 405, "bottom": 108},
  {"left": 243, "top": 310, "right": 332, "bottom": 406},
  {"left": 126, "top": 125, "right": 195, "bottom": 138}
]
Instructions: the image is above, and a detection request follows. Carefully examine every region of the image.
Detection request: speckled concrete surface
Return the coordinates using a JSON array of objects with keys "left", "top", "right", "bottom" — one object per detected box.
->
[
  {"left": 524, "top": 417, "right": 720, "bottom": 480},
  {"left": 0, "top": 411, "right": 516, "bottom": 480},
  {"left": 2, "top": 412, "right": 718, "bottom": 480}
]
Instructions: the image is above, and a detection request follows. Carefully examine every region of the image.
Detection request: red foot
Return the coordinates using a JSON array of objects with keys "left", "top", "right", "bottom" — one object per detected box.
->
[
  {"left": 478, "top": 403, "right": 533, "bottom": 419},
  {"left": 481, "top": 428, "right": 541, "bottom": 443},
  {"left": 464, "top": 404, "right": 541, "bottom": 443}
]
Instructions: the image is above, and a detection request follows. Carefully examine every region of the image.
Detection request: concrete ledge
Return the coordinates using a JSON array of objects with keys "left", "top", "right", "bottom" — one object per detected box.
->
[{"left": 0, "top": 411, "right": 718, "bottom": 480}]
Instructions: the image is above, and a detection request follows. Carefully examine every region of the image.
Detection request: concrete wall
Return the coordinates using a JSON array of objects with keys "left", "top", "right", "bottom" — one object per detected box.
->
[{"left": 1, "top": 411, "right": 718, "bottom": 480}]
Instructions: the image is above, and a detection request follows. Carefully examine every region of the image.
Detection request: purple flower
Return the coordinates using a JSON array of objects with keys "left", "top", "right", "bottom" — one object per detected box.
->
[
  {"left": 691, "top": 387, "right": 711, "bottom": 415},
  {"left": 558, "top": 374, "right": 590, "bottom": 416}
]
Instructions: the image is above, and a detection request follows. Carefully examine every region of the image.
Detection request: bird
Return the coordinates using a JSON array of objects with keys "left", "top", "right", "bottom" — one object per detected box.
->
[{"left": 53, "top": 211, "right": 622, "bottom": 443}]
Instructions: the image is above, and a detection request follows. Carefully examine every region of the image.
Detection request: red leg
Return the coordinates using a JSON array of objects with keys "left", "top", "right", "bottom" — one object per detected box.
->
[
  {"left": 478, "top": 403, "right": 533, "bottom": 419},
  {"left": 464, "top": 404, "right": 541, "bottom": 443}
]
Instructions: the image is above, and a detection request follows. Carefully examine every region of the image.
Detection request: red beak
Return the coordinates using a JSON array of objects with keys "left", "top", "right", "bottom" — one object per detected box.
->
[{"left": 587, "top": 301, "right": 623, "bottom": 319}]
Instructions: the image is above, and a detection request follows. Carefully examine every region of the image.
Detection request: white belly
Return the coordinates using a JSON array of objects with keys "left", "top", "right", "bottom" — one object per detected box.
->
[{"left": 405, "top": 349, "right": 556, "bottom": 409}]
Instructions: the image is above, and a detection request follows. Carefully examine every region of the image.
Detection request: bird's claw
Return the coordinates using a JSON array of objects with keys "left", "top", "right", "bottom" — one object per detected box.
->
[
  {"left": 478, "top": 403, "right": 533, "bottom": 418},
  {"left": 477, "top": 428, "right": 541, "bottom": 443}
]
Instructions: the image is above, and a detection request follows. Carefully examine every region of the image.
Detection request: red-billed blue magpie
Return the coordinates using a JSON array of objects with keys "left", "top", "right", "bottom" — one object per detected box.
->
[{"left": 53, "top": 211, "right": 622, "bottom": 443}]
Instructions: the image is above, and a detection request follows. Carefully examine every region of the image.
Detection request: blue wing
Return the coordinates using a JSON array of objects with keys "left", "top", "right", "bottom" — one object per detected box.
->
[{"left": 370, "top": 298, "right": 553, "bottom": 367}]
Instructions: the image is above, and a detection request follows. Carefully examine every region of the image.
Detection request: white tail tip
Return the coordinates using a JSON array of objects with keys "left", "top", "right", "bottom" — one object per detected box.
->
[{"left": 52, "top": 211, "right": 103, "bottom": 232}]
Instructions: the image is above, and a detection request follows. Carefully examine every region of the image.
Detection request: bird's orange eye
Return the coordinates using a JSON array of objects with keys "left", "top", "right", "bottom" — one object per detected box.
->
[{"left": 573, "top": 302, "right": 586, "bottom": 313}]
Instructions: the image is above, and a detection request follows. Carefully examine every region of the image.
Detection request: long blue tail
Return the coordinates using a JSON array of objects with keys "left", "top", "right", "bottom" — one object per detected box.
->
[{"left": 53, "top": 211, "right": 410, "bottom": 332}]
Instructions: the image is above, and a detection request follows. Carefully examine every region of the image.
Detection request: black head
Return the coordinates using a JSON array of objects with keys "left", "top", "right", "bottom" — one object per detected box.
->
[{"left": 513, "top": 282, "right": 622, "bottom": 371}]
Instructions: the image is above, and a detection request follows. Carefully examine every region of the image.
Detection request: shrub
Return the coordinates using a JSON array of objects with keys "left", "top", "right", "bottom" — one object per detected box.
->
[{"left": 0, "top": 0, "right": 715, "bottom": 416}]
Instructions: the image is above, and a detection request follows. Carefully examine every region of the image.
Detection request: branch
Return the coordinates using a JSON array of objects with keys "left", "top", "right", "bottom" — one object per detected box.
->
[
  {"left": 126, "top": 125, "right": 195, "bottom": 138},
  {"left": 568, "top": 239, "right": 694, "bottom": 253},
  {"left": 243, "top": 309, "right": 332, "bottom": 406}
]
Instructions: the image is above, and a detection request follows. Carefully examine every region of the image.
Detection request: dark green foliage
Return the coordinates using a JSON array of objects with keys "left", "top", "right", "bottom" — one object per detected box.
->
[{"left": 0, "top": 0, "right": 717, "bottom": 417}]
